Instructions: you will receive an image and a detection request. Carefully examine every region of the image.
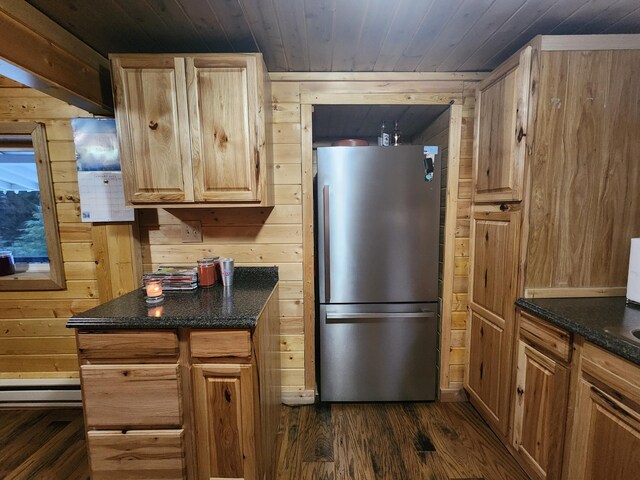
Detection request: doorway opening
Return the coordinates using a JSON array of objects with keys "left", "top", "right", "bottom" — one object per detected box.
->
[{"left": 309, "top": 104, "right": 453, "bottom": 400}]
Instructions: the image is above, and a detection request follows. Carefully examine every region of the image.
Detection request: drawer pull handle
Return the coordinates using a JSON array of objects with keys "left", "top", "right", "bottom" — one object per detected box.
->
[{"left": 148, "top": 120, "right": 159, "bottom": 130}]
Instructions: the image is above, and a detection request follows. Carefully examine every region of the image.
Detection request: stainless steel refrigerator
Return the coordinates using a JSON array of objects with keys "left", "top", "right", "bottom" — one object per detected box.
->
[{"left": 317, "top": 145, "right": 440, "bottom": 402}]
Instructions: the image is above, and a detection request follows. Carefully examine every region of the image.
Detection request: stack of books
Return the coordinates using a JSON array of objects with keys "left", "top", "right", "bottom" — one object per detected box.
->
[{"left": 143, "top": 266, "right": 198, "bottom": 291}]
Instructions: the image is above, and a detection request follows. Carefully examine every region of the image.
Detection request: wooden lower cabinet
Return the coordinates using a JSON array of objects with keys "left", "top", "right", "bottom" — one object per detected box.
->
[
  {"left": 511, "top": 313, "right": 570, "bottom": 480},
  {"left": 76, "top": 287, "right": 280, "bottom": 479},
  {"left": 564, "top": 343, "right": 640, "bottom": 480},
  {"left": 192, "top": 364, "right": 257, "bottom": 480},
  {"left": 465, "top": 307, "right": 511, "bottom": 435},
  {"left": 466, "top": 204, "right": 520, "bottom": 437},
  {"left": 87, "top": 430, "right": 186, "bottom": 480}
]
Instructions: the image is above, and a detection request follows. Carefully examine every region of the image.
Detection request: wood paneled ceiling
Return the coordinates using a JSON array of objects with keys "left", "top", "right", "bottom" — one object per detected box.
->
[{"left": 25, "top": 0, "right": 640, "bottom": 72}]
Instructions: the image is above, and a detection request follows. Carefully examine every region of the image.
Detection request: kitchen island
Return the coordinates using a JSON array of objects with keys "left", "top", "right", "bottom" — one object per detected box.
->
[{"left": 67, "top": 266, "right": 281, "bottom": 480}]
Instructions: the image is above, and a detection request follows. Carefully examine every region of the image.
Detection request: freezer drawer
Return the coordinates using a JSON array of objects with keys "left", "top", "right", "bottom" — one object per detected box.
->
[{"left": 319, "top": 303, "right": 438, "bottom": 402}]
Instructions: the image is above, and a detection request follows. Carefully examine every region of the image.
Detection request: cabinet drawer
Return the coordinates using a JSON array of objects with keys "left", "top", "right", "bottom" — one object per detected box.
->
[
  {"left": 190, "top": 330, "right": 251, "bottom": 358},
  {"left": 87, "top": 429, "right": 185, "bottom": 480},
  {"left": 77, "top": 330, "right": 178, "bottom": 360},
  {"left": 518, "top": 310, "right": 572, "bottom": 363},
  {"left": 81, "top": 364, "right": 181, "bottom": 428}
]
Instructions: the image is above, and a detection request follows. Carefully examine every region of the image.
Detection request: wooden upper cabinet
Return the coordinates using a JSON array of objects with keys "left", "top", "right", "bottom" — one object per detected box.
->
[
  {"left": 111, "top": 53, "right": 271, "bottom": 207},
  {"left": 188, "top": 56, "right": 263, "bottom": 203},
  {"left": 473, "top": 46, "right": 532, "bottom": 202},
  {"left": 112, "top": 56, "right": 193, "bottom": 203}
]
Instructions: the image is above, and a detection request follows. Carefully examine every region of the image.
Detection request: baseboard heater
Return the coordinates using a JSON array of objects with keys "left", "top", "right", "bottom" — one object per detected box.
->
[{"left": 0, "top": 379, "right": 82, "bottom": 407}]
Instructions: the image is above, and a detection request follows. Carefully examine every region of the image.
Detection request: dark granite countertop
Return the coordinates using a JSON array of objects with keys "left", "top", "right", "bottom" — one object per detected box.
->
[
  {"left": 516, "top": 297, "right": 640, "bottom": 366},
  {"left": 67, "top": 266, "right": 278, "bottom": 330}
]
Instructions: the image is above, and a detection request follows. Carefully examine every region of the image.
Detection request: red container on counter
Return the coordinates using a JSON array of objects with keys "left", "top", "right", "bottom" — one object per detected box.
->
[{"left": 197, "top": 259, "right": 216, "bottom": 288}]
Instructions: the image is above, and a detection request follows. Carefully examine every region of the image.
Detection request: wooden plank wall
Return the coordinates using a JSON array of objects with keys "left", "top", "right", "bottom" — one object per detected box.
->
[
  {"left": 412, "top": 103, "right": 474, "bottom": 398},
  {"left": 0, "top": 76, "right": 98, "bottom": 378},
  {"left": 137, "top": 80, "right": 306, "bottom": 399},
  {"left": 0, "top": 77, "right": 138, "bottom": 379},
  {"left": 126, "top": 75, "right": 480, "bottom": 400},
  {"left": 0, "top": 74, "right": 477, "bottom": 400},
  {"left": 450, "top": 101, "right": 473, "bottom": 394}
]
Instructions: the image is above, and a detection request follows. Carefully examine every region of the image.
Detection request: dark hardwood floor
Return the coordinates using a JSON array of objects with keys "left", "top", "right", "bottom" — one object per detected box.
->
[
  {"left": 276, "top": 402, "right": 529, "bottom": 480},
  {"left": 0, "top": 408, "right": 89, "bottom": 480},
  {"left": 0, "top": 402, "right": 527, "bottom": 479}
]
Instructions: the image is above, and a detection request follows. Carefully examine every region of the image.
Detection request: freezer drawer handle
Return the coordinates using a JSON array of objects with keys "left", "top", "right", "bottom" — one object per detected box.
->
[
  {"left": 326, "top": 312, "right": 435, "bottom": 322},
  {"left": 323, "top": 185, "right": 331, "bottom": 302}
]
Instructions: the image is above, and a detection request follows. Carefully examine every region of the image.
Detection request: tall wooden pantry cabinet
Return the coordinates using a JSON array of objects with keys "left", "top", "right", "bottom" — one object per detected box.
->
[{"left": 465, "top": 34, "right": 640, "bottom": 479}]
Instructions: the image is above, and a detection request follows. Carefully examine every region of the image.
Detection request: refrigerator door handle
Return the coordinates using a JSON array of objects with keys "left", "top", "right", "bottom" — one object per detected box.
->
[
  {"left": 323, "top": 184, "right": 331, "bottom": 302},
  {"left": 326, "top": 312, "right": 435, "bottom": 322}
]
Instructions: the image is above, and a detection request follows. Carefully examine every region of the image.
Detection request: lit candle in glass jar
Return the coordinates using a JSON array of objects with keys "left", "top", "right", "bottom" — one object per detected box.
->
[{"left": 144, "top": 279, "right": 164, "bottom": 305}]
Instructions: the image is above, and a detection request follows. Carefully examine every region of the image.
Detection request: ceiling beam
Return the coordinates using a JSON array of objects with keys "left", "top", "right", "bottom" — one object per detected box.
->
[{"left": 0, "top": 0, "right": 113, "bottom": 115}]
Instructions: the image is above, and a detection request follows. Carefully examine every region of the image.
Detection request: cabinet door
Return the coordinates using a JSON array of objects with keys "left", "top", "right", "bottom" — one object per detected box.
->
[
  {"left": 87, "top": 430, "right": 185, "bottom": 480},
  {"left": 565, "top": 343, "right": 640, "bottom": 480},
  {"left": 467, "top": 205, "right": 520, "bottom": 436},
  {"left": 565, "top": 379, "right": 640, "bottom": 480},
  {"left": 192, "top": 363, "right": 258, "bottom": 480},
  {"left": 473, "top": 46, "right": 531, "bottom": 202},
  {"left": 466, "top": 308, "right": 511, "bottom": 435},
  {"left": 111, "top": 56, "right": 194, "bottom": 203},
  {"left": 470, "top": 205, "right": 520, "bottom": 320},
  {"left": 512, "top": 339, "right": 569, "bottom": 480},
  {"left": 187, "top": 55, "right": 262, "bottom": 203}
]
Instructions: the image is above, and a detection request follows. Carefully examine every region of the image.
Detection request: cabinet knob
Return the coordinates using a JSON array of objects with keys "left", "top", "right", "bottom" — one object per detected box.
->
[
  {"left": 517, "top": 127, "right": 526, "bottom": 143},
  {"left": 517, "top": 387, "right": 524, "bottom": 396},
  {"left": 148, "top": 120, "right": 159, "bottom": 130},
  {"left": 499, "top": 203, "right": 509, "bottom": 212}
]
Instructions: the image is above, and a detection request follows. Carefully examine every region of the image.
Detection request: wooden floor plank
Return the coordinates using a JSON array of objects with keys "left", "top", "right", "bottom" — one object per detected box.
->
[
  {"left": 0, "top": 409, "right": 88, "bottom": 480},
  {"left": 279, "top": 402, "right": 527, "bottom": 480},
  {"left": 276, "top": 403, "right": 304, "bottom": 479},
  {"left": 0, "top": 402, "right": 526, "bottom": 480},
  {"left": 386, "top": 403, "right": 447, "bottom": 480},
  {"left": 301, "top": 461, "right": 336, "bottom": 480},
  {"left": 5, "top": 417, "right": 87, "bottom": 480},
  {"left": 301, "top": 402, "right": 333, "bottom": 462},
  {"left": 0, "top": 410, "right": 69, "bottom": 476},
  {"left": 361, "top": 404, "right": 411, "bottom": 480},
  {"left": 425, "top": 402, "right": 527, "bottom": 479},
  {"left": 332, "top": 404, "right": 378, "bottom": 480}
]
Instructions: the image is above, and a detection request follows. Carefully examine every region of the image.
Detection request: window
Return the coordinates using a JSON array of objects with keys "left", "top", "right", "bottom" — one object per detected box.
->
[{"left": 0, "top": 122, "right": 65, "bottom": 290}]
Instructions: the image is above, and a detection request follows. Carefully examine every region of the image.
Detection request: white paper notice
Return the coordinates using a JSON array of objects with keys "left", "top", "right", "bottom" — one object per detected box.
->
[{"left": 77, "top": 171, "right": 134, "bottom": 222}]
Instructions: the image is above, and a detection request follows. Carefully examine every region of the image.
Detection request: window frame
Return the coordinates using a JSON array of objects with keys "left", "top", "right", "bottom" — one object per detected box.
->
[{"left": 0, "top": 122, "right": 66, "bottom": 290}]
